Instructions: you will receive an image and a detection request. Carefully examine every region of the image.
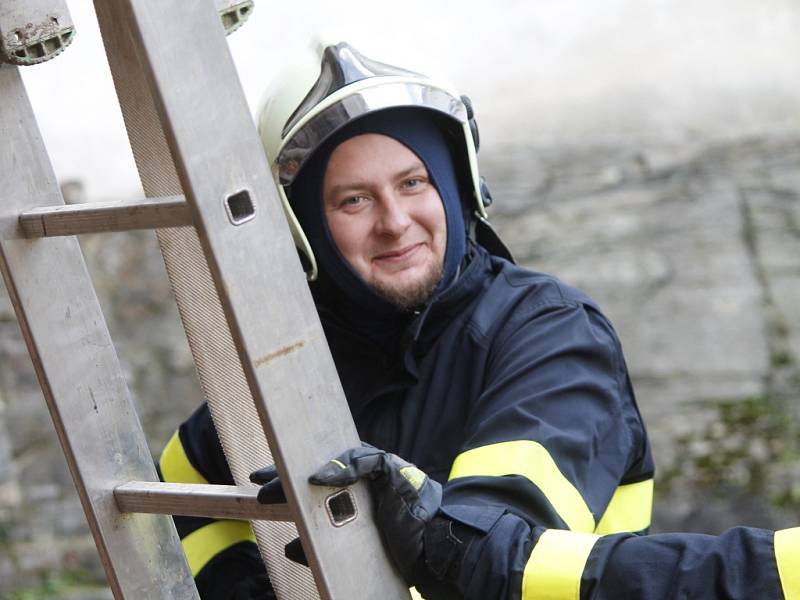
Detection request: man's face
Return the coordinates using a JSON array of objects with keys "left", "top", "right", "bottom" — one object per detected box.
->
[{"left": 323, "top": 133, "right": 447, "bottom": 309}]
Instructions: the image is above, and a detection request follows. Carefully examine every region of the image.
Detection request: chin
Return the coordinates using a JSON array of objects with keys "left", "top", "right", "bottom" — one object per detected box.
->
[
  {"left": 368, "top": 263, "right": 443, "bottom": 311},
  {"left": 373, "top": 267, "right": 428, "bottom": 290}
]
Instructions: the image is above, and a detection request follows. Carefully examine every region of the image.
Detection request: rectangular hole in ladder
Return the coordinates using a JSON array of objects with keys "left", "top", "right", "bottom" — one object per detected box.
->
[
  {"left": 325, "top": 489, "right": 357, "bottom": 527},
  {"left": 225, "top": 189, "right": 255, "bottom": 225},
  {"left": 43, "top": 36, "right": 62, "bottom": 54},
  {"left": 221, "top": 10, "right": 240, "bottom": 30},
  {"left": 28, "top": 43, "right": 46, "bottom": 59}
]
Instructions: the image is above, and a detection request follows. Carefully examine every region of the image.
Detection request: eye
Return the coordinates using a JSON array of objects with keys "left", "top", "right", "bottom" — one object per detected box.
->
[
  {"left": 338, "top": 195, "right": 368, "bottom": 210},
  {"left": 401, "top": 177, "right": 425, "bottom": 191}
]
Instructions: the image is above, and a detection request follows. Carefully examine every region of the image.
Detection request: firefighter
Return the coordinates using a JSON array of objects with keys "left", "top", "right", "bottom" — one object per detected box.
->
[{"left": 161, "top": 42, "right": 798, "bottom": 599}]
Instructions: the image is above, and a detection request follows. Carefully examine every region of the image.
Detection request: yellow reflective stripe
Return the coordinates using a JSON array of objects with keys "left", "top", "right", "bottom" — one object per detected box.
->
[
  {"left": 594, "top": 478, "right": 653, "bottom": 535},
  {"left": 449, "top": 440, "right": 595, "bottom": 532},
  {"left": 400, "top": 466, "right": 427, "bottom": 491},
  {"left": 409, "top": 586, "right": 423, "bottom": 599},
  {"left": 182, "top": 520, "right": 256, "bottom": 576},
  {"left": 775, "top": 527, "right": 800, "bottom": 600},
  {"left": 159, "top": 430, "right": 207, "bottom": 484},
  {"left": 522, "top": 529, "right": 599, "bottom": 600}
]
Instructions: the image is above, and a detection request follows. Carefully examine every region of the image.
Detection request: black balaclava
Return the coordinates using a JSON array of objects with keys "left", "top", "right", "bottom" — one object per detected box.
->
[{"left": 289, "top": 108, "right": 468, "bottom": 323}]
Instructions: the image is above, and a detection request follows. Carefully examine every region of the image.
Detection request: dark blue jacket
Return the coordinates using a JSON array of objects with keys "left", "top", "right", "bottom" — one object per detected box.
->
[{"left": 161, "top": 245, "right": 796, "bottom": 599}]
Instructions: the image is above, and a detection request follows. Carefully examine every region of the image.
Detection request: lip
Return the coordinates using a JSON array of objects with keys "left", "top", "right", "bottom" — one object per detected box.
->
[{"left": 373, "top": 243, "right": 423, "bottom": 263}]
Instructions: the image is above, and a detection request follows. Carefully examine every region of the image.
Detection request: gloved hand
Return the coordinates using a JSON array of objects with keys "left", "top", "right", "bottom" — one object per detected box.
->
[
  {"left": 250, "top": 445, "right": 443, "bottom": 583},
  {"left": 250, "top": 464, "right": 286, "bottom": 503},
  {"left": 249, "top": 465, "right": 308, "bottom": 566},
  {"left": 309, "top": 444, "right": 443, "bottom": 582}
]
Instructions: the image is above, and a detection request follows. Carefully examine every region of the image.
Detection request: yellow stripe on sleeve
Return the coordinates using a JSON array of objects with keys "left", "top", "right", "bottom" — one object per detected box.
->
[
  {"left": 594, "top": 478, "right": 653, "bottom": 535},
  {"left": 775, "top": 527, "right": 800, "bottom": 600},
  {"left": 159, "top": 430, "right": 208, "bottom": 484},
  {"left": 182, "top": 520, "right": 256, "bottom": 576},
  {"left": 448, "top": 440, "right": 595, "bottom": 532},
  {"left": 522, "top": 529, "right": 599, "bottom": 600}
]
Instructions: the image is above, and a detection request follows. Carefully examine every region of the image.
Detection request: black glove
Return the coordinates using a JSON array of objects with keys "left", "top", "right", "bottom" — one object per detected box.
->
[
  {"left": 250, "top": 464, "right": 287, "bottom": 504},
  {"left": 251, "top": 446, "right": 444, "bottom": 583},
  {"left": 309, "top": 444, "right": 443, "bottom": 582}
]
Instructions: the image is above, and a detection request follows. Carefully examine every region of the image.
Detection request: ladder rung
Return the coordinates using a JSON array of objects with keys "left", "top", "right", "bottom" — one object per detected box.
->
[
  {"left": 19, "top": 195, "right": 192, "bottom": 238},
  {"left": 114, "top": 481, "right": 292, "bottom": 521}
]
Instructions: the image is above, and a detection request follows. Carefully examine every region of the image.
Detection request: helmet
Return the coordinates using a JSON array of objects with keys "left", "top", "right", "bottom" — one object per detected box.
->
[{"left": 257, "top": 41, "right": 509, "bottom": 280}]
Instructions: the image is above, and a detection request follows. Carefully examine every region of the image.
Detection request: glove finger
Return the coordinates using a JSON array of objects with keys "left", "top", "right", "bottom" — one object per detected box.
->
[
  {"left": 256, "top": 477, "right": 287, "bottom": 504},
  {"left": 284, "top": 537, "right": 308, "bottom": 567},
  {"left": 309, "top": 446, "right": 387, "bottom": 486},
  {"left": 309, "top": 457, "right": 359, "bottom": 486},
  {"left": 249, "top": 464, "right": 279, "bottom": 485}
]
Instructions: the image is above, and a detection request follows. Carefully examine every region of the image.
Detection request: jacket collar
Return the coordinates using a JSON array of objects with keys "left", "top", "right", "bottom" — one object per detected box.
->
[
  {"left": 316, "top": 243, "right": 493, "bottom": 366},
  {"left": 405, "top": 243, "right": 492, "bottom": 359}
]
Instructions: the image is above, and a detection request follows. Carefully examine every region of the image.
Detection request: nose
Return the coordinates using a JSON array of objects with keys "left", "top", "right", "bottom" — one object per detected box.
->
[{"left": 374, "top": 192, "right": 411, "bottom": 237}]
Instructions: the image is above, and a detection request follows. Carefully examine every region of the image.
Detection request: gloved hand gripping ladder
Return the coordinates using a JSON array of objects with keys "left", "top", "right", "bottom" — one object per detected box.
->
[{"left": 0, "top": 1, "right": 410, "bottom": 598}]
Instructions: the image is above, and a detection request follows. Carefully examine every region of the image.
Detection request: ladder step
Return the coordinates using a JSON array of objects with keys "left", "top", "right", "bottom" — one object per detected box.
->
[
  {"left": 115, "top": 481, "right": 293, "bottom": 521},
  {"left": 19, "top": 195, "right": 192, "bottom": 238}
]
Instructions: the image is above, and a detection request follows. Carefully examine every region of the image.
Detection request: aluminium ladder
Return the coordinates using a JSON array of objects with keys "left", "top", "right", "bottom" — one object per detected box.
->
[{"left": 0, "top": 1, "right": 409, "bottom": 598}]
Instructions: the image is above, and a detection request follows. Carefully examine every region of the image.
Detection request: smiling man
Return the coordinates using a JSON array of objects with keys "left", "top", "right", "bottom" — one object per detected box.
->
[{"left": 159, "top": 43, "right": 800, "bottom": 600}]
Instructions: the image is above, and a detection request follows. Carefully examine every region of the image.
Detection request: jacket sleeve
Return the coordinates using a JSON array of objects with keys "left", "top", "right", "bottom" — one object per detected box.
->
[
  {"left": 157, "top": 403, "right": 271, "bottom": 599},
  {"left": 420, "top": 296, "right": 794, "bottom": 600}
]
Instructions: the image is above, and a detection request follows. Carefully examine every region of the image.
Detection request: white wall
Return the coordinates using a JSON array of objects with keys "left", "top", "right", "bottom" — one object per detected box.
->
[{"left": 19, "top": 0, "right": 800, "bottom": 199}]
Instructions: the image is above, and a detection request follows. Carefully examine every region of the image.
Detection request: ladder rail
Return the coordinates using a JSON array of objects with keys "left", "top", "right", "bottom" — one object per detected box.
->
[
  {"left": 0, "top": 62, "right": 198, "bottom": 599},
  {"left": 92, "top": 0, "right": 319, "bottom": 596},
  {"left": 102, "top": 0, "right": 410, "bottom": 597}
]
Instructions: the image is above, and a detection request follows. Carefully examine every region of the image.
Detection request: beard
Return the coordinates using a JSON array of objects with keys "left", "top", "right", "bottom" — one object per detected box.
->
[{"left": 368, "top": 260, "right": 444, "bottom": 312}]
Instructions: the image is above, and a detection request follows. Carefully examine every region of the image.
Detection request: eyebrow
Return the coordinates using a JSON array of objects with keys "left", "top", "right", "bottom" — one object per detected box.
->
[{"left": 326, "top": 161, "right": 427, "bottom": 199}]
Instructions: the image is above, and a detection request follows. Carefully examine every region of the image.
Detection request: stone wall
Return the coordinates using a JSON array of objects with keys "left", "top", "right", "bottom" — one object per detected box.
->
[{"left": 1, "top": 133, "right": 799, "bottom": 596}]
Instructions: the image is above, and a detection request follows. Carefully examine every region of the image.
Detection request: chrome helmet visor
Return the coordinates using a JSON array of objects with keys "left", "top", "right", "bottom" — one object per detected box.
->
[
  {"left": 277, "top": 82, "right": 468, "bottom": 185},
  {"left": 284, "top": 42, "right": 423, "bottom": 137},
  {"left": 276, "top": 42, "right": 468, "bottom": 185}
]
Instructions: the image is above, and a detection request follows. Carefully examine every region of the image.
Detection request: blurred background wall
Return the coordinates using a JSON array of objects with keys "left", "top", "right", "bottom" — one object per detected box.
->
[{"left": 1, "top": 0, "right": 799, "bottom": 596}]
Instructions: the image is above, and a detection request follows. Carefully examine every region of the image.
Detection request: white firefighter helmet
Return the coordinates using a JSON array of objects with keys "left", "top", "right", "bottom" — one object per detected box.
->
[{"left": 257, "top": 41, "right": 499, "bottom": 280}]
